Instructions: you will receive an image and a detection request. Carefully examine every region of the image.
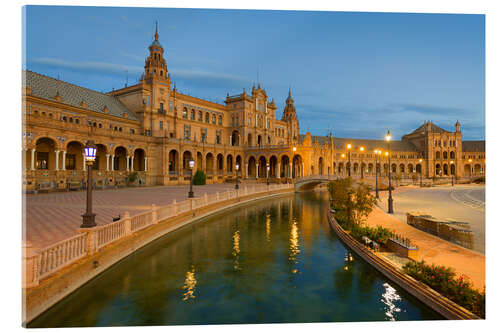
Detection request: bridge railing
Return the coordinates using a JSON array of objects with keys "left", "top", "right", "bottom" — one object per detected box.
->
[{"left": 24, "top": 183, "right": 294, "bottom": 288}]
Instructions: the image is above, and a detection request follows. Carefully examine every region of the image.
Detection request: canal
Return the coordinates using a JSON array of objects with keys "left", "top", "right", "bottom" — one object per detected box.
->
[{"left": 29, "top": 191, "right": 442, "bottom": 327}]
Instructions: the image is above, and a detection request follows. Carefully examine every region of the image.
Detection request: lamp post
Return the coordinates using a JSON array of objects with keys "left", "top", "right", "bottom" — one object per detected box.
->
[
  {"left": 450, "top": 161, "right": 454, "bottom": 186},
  {"left": 188, "top": 159, "right": 195, "bottom": 198},
  {"left": 81, "top": 140, "right": 97, "bottom": 228},
  {"left": 468, "top": 158, "right": 472, "bottom": 181},
  {"left": 347, "top": 143, "right": 352, "bottom": 177},
  {"left": 386, "top": 130, "right": 394, "bottom": 214},
  {"left": 235, "top": 163, "right": 239, "bottom": 190},
  {"left": 419, "top": 158, "right": 423, "bottom": 187},
  {"left": 359, "top": 146, "right": 365, "bottom": 179},
  {"left": 266, "top": 164, "right": 270, "bottom": 186},
  {"left": 374, "top": 149, "right": 381, "bottom": 199},
  {"left": 341, "top": 153, "right": 345, "bottom": 178}
]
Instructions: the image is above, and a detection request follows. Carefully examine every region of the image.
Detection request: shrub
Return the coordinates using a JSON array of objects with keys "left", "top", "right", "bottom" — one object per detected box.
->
[
  {"left": 193, "top": 170, "right": 206, "bottom": 185},
  {"left": 403, "top": 260, "right": 485, "bottom": 318},
  {"left": 473, "top": 176, "right": 485, "bottom": 184},
  {"left": 128, "top": 172, "right": 138, "bottom": 183}
]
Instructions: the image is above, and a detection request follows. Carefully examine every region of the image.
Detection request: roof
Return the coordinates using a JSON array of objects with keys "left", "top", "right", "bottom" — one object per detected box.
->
[
  {"left": 300, "top": 135, "right": 418, "bottom": 152},
  {"left": 408, "top": 122, "right": 449, "bottom": 135},
  {"left": 23, "top": 70, "right": 137, "bottom": 121},
  {"left": 462, "top": 141, "right": 485, "bottom": 152}
]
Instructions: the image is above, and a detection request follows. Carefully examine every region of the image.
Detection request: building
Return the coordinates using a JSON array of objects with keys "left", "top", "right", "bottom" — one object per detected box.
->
[{"left": 22, "top": 25, "right": 485, "bottom": 192}]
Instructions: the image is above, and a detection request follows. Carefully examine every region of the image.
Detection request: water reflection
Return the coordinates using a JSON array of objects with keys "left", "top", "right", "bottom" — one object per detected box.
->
[
  {"left": 381, "top": 282, "right": 402, "bottom": 321},
  {"left": 182, "top": 265, "right": 197, "bottom": 301},
  {"left": 289, "top": 220, "right": 300, "bottom": 265},
  {"left": 265, "top": 213, "right": 271, "bottom": 242},
  {"left": 232, "top": 230, "right": 241, "bottom": 271}
]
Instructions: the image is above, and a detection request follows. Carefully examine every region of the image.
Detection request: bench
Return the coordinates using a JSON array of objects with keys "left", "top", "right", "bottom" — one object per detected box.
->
[{"left": 67, "top": 180, "right": 82, "bottom": 191}]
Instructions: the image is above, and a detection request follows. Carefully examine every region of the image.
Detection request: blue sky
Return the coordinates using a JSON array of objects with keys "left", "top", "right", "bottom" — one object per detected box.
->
[{"left": 23, "top": 6, "right": 485, "bottom": 140}]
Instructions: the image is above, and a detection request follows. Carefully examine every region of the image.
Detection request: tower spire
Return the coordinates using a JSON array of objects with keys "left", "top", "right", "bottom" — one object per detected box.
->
[
  {"left": 288, "top": 85, "right": 291, "bottom": 97},
  {"left": 154, "top": 21, "right": 159, "bottom": 41}
]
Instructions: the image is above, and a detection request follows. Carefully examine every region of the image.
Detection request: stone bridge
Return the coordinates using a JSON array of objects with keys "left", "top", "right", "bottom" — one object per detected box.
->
[{"left": 294, "top": 175, "right": 338, "bottom": 191}]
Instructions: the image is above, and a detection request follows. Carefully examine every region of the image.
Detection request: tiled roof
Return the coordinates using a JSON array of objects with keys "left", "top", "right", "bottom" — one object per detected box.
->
[
  {"left": 408, "top": 122, "right": 449, "bottom": 135},
  {"left": 462, "top": 141, "right": 485, "bottom": 152},
  {"left": 300, "top": 135, "right": 418, "bottom": 152},
  {"left": 23, "top": 70, "right": 137, "bottom": 121}
]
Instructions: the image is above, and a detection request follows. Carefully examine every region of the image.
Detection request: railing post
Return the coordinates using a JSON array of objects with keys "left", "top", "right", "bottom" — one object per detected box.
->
[
  {"left": 190, "top": 198, "right": 194, "bottom": 210},
  {"left": 77, "top": 226, "right": 98, "bottom": 255},
  {"left": 22, "top": 241, "right": 40, "bottom": 288},
  {"left": 172, "top": 199, "right": 177, "bottom": 215},
  {"left": 151, "top": 204, "right": 158, "bottom": 224},
  {"left": 204, "top": 193, "right": 208, "bottom": 205},
  {"left": 216, "top": 191, "right": 219, "bottom": 201},
  {"left": 123, "top": 211, "right": 131, "bottom": 236}
]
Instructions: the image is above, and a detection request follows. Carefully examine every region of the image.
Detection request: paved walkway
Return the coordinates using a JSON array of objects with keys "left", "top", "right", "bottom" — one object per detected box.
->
[
  {"left": 364, "top": 203, "right": 485, "bottom": 291},
  {"left": 23, "top": 183, "right": 260, "bottom": 249}
]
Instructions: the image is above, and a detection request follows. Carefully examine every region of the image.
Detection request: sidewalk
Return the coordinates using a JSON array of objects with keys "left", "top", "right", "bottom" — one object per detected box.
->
[{"left": 364, "top": 204, "right": 485, "bottom": 291}]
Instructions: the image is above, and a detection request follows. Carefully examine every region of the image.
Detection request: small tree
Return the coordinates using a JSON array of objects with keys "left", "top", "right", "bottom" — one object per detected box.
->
[
  {"left": 193, "top": 170, "right": 206, "bottom": 185},
  {"left": 328, "top": 178, "right": 376, "bottom": 226},
  {"left": 128, "top": 171, "right": 138, "bottom": 184}
]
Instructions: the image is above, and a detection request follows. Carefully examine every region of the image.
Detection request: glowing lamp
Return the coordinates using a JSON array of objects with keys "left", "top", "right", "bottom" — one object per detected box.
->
[
  {"left": 84, "top": 141, "right": 97, "bottom": 163},
  {"left": 189, "top": 160, "right": 195, "bottom": 169}
]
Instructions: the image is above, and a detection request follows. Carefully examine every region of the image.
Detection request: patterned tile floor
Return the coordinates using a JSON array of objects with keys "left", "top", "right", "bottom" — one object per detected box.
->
[{"left": 23, "top": 183, "right": 255, "bottom": 249}]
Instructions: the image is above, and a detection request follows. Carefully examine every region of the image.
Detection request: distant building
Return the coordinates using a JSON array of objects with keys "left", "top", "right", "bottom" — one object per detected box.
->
[{"left": 22, "top": 25, "right": 485, "bottom": 191}]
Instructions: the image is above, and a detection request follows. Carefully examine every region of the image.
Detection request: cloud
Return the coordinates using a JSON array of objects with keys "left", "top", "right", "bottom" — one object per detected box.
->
[
  {"left": 171, "top": 69, "right": 252, "bottom": 89},
  {"left": 29, "top": 57, "right": 143, "bottom": 78}
]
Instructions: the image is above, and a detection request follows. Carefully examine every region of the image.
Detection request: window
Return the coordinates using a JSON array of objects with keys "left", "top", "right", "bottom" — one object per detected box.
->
[
  {"left": 159, "top": 103, "right": 164, "bottom": 114},
  {"left": 119, "top": 127, "right": 122, "bottom": 132},
  {"left": 198, "top": 111, "right": 202, "bottom": 121},
  {"left": 190, "top": 109, "right": 195, "bottom": 120},
  {"left": 98, "top": 123, "right": 102, "bottom": 128},
  {"left": 130, "top": 128, "right": 135, "bottom": 134},
  {"left": 211, "top": 114, "right": 216, "bottom": 124},
  {"left": 63, "top": 116, "right": 67, "bottom": 122},
  {"left": 184, "top": 125, "right": 191, "bottom": 140},
  {"left": 114, "top": 156, "right": 119, "bottom": 170},
  {"left": 205, "top": 113, "right": 210, "bottom": 123},
  {"left": 182, "top": 108, "right": 188, "bottom": 119},
  {"left": 69, "top": 117, "right": 73, "bottom": 123},
  {"left": 66, "top": 154, "right": 76, "bottom": 170},
  {"left": 36, "top": 152, "right": 49, "bottom": 170},
  {"left": 235, "top": 115, "right": 239, "bottom": 127},
  {"left": 201, "top": 128, "right": 207, "bottom": 143},
  {"left": 218, "top": 115, "right": 222, "bottom": 125},
  {"left": 75, "top": 119, "right": 79, "bottom": 124},
  {"left": 159, "top": 121, "right": 163, "bottom": 130},
  {"left": 146, "top": 96, "right": 150, "bottom": 106},
  {"left": 216, "top": 130, "right": 221, "bottom": 144}
]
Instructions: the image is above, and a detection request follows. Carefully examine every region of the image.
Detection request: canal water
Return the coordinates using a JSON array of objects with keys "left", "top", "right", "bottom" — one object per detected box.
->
[{"left": 29, "top": 191, "right": 442, "bottom": 327}]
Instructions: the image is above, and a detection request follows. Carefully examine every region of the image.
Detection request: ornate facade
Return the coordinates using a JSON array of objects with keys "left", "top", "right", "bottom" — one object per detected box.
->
[{"left": 22, "top": 26, "right": 485, "bottom": 192}]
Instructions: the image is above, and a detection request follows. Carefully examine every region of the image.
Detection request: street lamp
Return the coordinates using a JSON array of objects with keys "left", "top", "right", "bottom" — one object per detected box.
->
[
  {"left": 419, "top": 158, "right": 423, "bottom": 187},
  {"left": 81, "top": 140, "right": 97, "bottom": 228},
  {"left": 468, "top": 158, "right": 473, "bottom": 181},
  {"left": 341, "top": 153, "right": 345, "bottom": 178},
  {"left": 374, "top": 149, "right": 381, "bottom": 199},
  {"left": 450, "top": 160, "right": 454, "bottom": 186},
  {"left": 385, "top": 130, "right": 394, "bottom": 214},
  {"left": 347, "top": 143, "right": 352, "bottom": 177},
  {"left": 235, "top": 163, "right": 239, "bottom": 190},
  {"left": 188, "top": 159, "right": 195, "bottom": 198},
  {"left": 359, "top": 146, "right": 365, "bottom": 179},
  {"left": 266, "top": 163, "right": 270, "bottom": 186}
]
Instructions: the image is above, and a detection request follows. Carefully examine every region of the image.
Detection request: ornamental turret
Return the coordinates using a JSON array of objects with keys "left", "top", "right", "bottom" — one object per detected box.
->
[{"left": 144, "top": 22, "right": 169, "bottom": 82}]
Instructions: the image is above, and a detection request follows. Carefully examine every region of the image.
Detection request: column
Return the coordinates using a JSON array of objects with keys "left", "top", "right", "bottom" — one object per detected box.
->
[
  {"left": 111, "top": 155, "right": 115, "bottom": 171},
  {"left": 31, "top": 149, "right": 35, "bottom": 170},
  {"left": 62, "top": 151, "right": 66, "bottom": 170},
  {"left": 145, "top": 157, "right": 148, "bottom": 171},
  {"left": 256, "top": 163, "right": 259, "bottom": 178},
  {"left": 130, "top": 156, "right": 134, "bottom": 172},
  {"left": 105, "top": 154, "right": 110, "bottom": 171},
  {"left": 302, "top": 163, "right": 304, "bottom": 177},
  {"left": 277, "top": 162, "right": 281, "bottom": 179},
  {"left": 289, "top": 162, "right": 292, "bottom": 178},
  {"left": 126, "top": 156, "right": 130, "bottom": 172},
  {"left": 55, "top": 150, "right": 60, "bottom": 171},
  {"left": 229, "top": 135, "right": 232, "bottom": 146},
  {"left": 82, "top": 153, "right": 86, "bottom": 171},
  {"left": 245, "top": 163, "right": 249, "bottom": 179}
]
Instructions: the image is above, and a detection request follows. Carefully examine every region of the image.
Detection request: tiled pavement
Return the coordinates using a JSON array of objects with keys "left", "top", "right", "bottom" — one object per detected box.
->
[{"left": 23, "top": 183, "right": 256, "bottom": 249}]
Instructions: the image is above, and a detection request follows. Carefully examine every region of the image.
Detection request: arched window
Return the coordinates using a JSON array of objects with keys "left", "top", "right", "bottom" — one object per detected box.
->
[
  {"left": 212, "top": 114, "right": 216, "bottom": 124},
  {"left": 443, "top": 151, "right": 448, "bottom": 159},
  {"left": 205, "top": 113, "right": 210, "bottom": 123},
  {"left": 182, "top": 108, "right": 188, "bottom": 119},
  {"left": 218, "top": 115, "right": 222, "bottom": 125},
  {"left": 450, "top": 151, "right": 455, "bottom": 159},
  {"left": 435, "top": 151, "right": 440, "bottom": 159},
  {"left": 190, "top": 109, "right": 195, "bottom": 120},
  {"left": 198, "top": 111, "right": 202, "bottom": 121}
]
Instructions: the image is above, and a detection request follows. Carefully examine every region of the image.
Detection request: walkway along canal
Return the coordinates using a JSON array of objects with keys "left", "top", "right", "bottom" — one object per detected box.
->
[{"left": 28, "top": 191, "right": 442, "bottom": 327}]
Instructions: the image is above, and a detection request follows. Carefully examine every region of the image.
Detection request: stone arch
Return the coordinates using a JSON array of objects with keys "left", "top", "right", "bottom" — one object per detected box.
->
[
  {"left": 408, "top": 163, "right": 414, "bottom": 173},
  {"left": 133, "top": 148, "right": 146, "bottom": 171},
  {"left": 258, "top": 155, "right": 267, "bottom": 179},
  {"left": 205, "top": 152, "right": 214, "bottom": 174},
  {"left": 168, "top": 149, "right": 179, "bottom": 174},
  {"left": 338, "top": 162, "right": 344, "bottom": 174},
  {"left": 416, "top": 163, "right": 422, "bottom": 174},
  {"left": 450, "top": 163, "right": 456, "bottom": 175},
  {"left": 247, "top": 133, "right": 253, "bottom": 146},
  {"left": 443, "top": 163, "right": 448, "bottom": 176},
  {"left": 235, "top": 155, "right": 242, "bottom": 174},
  {"left": 257, "top": 135, "right": 262, "bottom": 147},
  {"left": 368, "top": 163, "right": 374, "bottom": 174},
  {"left": 399, "top": 163, "right": 405, "bottom": 174},
  {"left": 450, "top": 151, "right": 455, "bottom": 159},
  {"left": 473, "top": 164, "right": 481, "bottom": 175},
  {"left": 34, "top": 137, "right": 58, "bottom": 170},
  {"left": 280, "top": 154, "right": 290, "bottom": 178},
  {"left": 435, "top": 163, "right": 441, "bottom": 176},
  {"left": 114, "top": 146, "right": 127, "bottom": 171},
  {"left": 66, "top": 140, "right": 85, "bottom": 171},
  {"left": 269, "top": 155, "right": 278, "bottom": 178},
  {"left": 248, "top": 156, "right": 257, "bottom": 178},
  {"left": 217, "top": 153, "right": 224, "bottom": 173},
  {"left": 391, "top": 163, "right": 397, "bottom": 173},
  {"left": 292, "top": 154, "right": 302, "bottom": 178},
  {"left": 436, "top": 151, "right": 441, "bottom": 159},
  {"left": 226, "top": 154, "right": 233, "bottom": 173},
  {"left": 464, "top": 164, "right": 471, "bottom": 176},
  {"left": 443, "top": 151, "right": 448, "bottom": 159},
  {"left": 353, "top": 162, "right": 359, "bottom": 174},
  {"left": 95, "top": 143, "right": 108, "bottom": 171},
  {"left": 196, "top": 152, "right": 203, "bottom": 171},
  {"left": 318, "top": 157, "right": 324, "bottom": 175}
]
